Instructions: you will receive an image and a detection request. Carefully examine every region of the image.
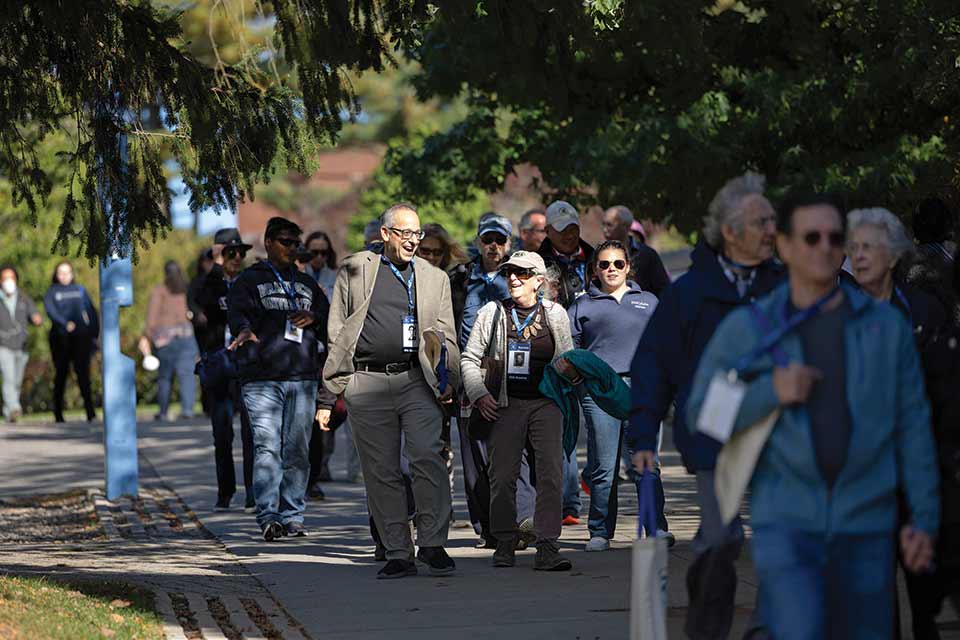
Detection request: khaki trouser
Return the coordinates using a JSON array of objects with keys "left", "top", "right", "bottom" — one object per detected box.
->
[
  {"left": 487, "top": 396, "right": 563, "bottom": 543},
  {"left": 343, "top": 367, "right": 450, "bottom": 560}
]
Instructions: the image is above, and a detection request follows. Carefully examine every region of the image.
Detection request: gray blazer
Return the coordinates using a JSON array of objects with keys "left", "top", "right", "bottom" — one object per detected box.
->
[
  {"left": 460, "top": 299, "right": 573, "bottom": 407},
  {"left": 322, "top": 250, "right": 461, "bottom": 397}
]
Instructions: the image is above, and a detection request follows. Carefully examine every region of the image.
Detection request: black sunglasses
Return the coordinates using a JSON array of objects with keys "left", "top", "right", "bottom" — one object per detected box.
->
[
  {"left": 310, "top": 248, "right": 328, "bottom": 257},
  {"left": 223, "top": 247, "right": 247, "bottom": 260},
  {"left": 480, "top": 233, "right": 508, "bottom": 246},
  {"left": 597, "top": 259, "right": 627, "bottom": 271},
  {"left": 802, "top": 230, "right": 845, "bottom": 248},
  {"left": 273, "top": 237, "right": 300, "bottom": 248}
]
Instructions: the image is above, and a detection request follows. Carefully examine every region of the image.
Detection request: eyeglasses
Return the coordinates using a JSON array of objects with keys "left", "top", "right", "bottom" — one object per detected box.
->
[
  {"left": 503, "top": 268, "right": 537, "bottom": 280},
  {"left": 309, "top": 248, "right": 328, "bottom": 257},
  {"left": 223, "top": 248, "right": 247, "bottom": 260},
  {"left": 597, "top": 259, "right": 627, "bottom": 271},
  {"left": 802, "top": 230, "right": 845, "bottom": 248},
  {"left": 418, "top": 247, "right": 445, "bottom": 258},
  {"left": 479, "top": 233, "right": 508, "bottom": 246},
  {"left": 272, "top": 237, "right": 300, "bottom": 248},
  {"left": 387, "top": 227, "right": 425, "bottom": 241}
]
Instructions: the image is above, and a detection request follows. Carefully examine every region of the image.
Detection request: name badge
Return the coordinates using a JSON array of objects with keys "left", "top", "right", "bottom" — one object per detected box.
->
[
  {"left": 507, "top": 340, "right": 532, "bottom": 380},
  {"left": 402, "top": 314, "right": 418, "bottom": 353},
  {"left": 696, "top": 370, "right": 746, "bottom": 443},
  {"left": 284, "top": 318, "right": 303, "bottom": 344}
]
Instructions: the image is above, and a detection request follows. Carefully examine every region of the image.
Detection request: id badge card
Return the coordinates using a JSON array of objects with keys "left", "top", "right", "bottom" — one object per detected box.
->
[
  {"left": 402, "top": 314, "right": 418, "bottom": 353},
  {"left": 284, "top": 318, "right": 304, "bottom": 344},
  {"left": 696, "top": 370, "right": 746, "bottom": 443},
  {"left": 507, "top": 340, "right": 532, "bottom": 380}
]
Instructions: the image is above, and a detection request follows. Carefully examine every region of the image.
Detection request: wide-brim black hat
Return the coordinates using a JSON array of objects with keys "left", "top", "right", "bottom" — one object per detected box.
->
[{"left": 213, "top": 227, "right": 253, "bottom": 251}]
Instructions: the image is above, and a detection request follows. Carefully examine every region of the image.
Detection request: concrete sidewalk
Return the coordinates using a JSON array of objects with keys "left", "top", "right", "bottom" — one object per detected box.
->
[{"left": 4, "top": 417, "right": 954, "bottom": 638}]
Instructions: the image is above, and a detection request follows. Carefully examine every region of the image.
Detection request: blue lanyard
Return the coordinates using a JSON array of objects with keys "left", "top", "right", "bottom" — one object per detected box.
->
[
  {"left": 382, "top": 256, "right": 415, "bottom": 311},
  {"left": 575, "top": 262, "right": 586, "bottom": 288},
  {"left": 733, "top": 286, "right": 840, "bottom": 375},
  {"left": 511, "top": 303, "right": 540, "bottom": 336},
  {"left": 265, "top": 262, "right": 298, "bottom": 306}
]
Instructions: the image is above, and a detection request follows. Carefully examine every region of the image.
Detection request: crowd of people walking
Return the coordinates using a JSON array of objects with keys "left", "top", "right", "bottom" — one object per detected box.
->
[{"left": 2, "top": 177, "right": 958, "bottom": 638}]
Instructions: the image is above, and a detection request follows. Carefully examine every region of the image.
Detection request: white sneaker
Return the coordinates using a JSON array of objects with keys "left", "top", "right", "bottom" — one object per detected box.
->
[
  {"left": 584, "top": 536, "right": 610, "bottom": 552},
  {"left": 657, "top": 529, "right": 676, "bottom": 547}
]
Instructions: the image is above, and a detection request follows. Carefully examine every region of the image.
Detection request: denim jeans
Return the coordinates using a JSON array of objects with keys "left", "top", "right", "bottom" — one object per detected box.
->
[
  {"left": 751, "top": 527, "right": 895, "bottom": 640},
  {"left": 0, "top": 346, "right": 28, "bottom": 420},
  {"left": 580, "top": 390, "right": 625, "bottom": 539},
  {"left": 241, "top": 379, "right": 316, "bottom": 528},
  {"left": 155, "top": 336, "right": 198, "bottom": 418},
  {"left": 561, "top": 416, "right": 582, "bottom": 517},
  {"left": 209, "top": 380, "right": 254, "bottom": 501}
]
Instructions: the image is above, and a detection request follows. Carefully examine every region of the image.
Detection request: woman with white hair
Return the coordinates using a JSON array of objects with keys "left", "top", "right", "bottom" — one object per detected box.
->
[{"left": 847, "top": 206, "right": 951, "bottom": 639}]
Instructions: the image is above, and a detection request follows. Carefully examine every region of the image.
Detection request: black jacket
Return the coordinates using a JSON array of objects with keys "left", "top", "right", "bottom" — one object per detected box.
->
[
  {"left": 628, "top": 239, "right": 671, "bottom": 297},
  {"left": 227, "top": 261, "right": 332, "bottom": 392},
  {"left": 196, "top": 265, "right": 231, "bottom": 354},
  {"left": 538, "top": 237, "right": 596, "bottom": 309}
]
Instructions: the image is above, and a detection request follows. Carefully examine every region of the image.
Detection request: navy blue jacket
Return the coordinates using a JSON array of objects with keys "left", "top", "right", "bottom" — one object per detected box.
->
[
  {"left": 627, "top": 241, "right": 785, "bottom": 472},
  {"left": 44, "top": 283, "right": 99, "bottom": 340},
  {"left": 456, "top": 258, "right": 510, "bottom": 351},
  {"left": 568, "top": 281, "right": 658, "bottom": 375}
]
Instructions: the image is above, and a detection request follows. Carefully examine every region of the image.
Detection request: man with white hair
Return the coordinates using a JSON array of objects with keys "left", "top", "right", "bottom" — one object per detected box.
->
[
  {"left": 601, "top": 205, "right": 670, "bottom": 296},
  {"left": 628, "top": 173, "right": 784, "bottom": 639}
]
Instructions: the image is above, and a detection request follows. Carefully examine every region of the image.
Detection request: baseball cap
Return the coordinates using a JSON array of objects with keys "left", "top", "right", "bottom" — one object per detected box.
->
[
  {"left": 546, "top": 200, "right": 580, "bottom": 231},
  {"left": 498, "top": 250, "right": 546, "bottom": 275},
  {"left": 477, "top": 213, "right": 513, "bottom": 238}
]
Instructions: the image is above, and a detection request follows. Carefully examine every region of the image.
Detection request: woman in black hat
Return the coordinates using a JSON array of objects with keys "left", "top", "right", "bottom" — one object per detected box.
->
[{"left": 197, "top": 227, "right": 257, "bottom": 512}]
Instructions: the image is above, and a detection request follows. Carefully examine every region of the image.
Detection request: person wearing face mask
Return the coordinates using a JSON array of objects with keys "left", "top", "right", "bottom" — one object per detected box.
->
[
  {"left": 628, "top": 173, "right": 783, "bottom": 639},
  {"left": 322, "top": 202, "right": 460, "bottom": 579},
  {"left": 0, "top": 266, "right": 42, "bottom": 422},
  {"left": 44, "top": 261, "right": 99, "bottom": 423},
  {"left": 461, "top": 250, "right": 574, "bottom": 571},
  {"left": 197, "top": 228, "right": 256, "bottom": 513},
  {"left": 687, "top": 194, "right": 939, "bottom": 639},
  {"left": 567, "top": 240, "right": 663, "bottom": 552}
]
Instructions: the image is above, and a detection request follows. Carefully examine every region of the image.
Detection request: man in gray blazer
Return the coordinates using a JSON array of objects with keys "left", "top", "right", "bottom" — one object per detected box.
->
[{"left": 322, "top": 202, "right": 461, "bottom": 579}]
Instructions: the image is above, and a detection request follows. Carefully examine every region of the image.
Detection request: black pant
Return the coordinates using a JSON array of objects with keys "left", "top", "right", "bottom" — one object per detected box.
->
[
  {"left": 308, "top": 423, "right": 336, "bottom": 485},
  {"left": 209, "top": 380, "right": 254, "bottom": 500},
  {"left": 49, "top": 331, "right": 95, "bottom": 422}
]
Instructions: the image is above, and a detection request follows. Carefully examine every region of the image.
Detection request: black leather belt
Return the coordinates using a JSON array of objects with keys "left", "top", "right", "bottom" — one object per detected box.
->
[{"left": 355, "top": 360, "right": 419, "bottom": 374}]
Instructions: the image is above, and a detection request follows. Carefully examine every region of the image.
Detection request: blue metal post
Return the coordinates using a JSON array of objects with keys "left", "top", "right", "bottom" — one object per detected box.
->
[{"left": 97, "top": 113, "right": 138, "bottom": 499}]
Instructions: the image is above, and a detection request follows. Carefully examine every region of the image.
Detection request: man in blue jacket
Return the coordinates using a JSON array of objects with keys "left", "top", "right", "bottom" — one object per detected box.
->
[
  {"left": 228, "top": 217, "right": 335, "bottom": 542},
  {"left": 628, "top": 173, "right": 783, "bottom": 639},
  {"left": 686, "top": 194, "right": 939, "bottom": 639}
]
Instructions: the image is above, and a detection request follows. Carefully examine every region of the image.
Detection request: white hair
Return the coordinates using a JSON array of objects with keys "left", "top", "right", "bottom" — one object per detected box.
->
[
  {"left": 380, "top": 202, "right": 418, "bottom": 228},
  {"left": 847, "top": 207, "right": 914, "bottom": 261},
  {"left": 703, "top": 172, "right": 767, "bottom": 248}
]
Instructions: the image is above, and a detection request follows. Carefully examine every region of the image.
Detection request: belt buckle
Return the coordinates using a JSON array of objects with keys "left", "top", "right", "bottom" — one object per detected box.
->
[{"left": 385, "top": 362, "right": 404, "bottom": 374}]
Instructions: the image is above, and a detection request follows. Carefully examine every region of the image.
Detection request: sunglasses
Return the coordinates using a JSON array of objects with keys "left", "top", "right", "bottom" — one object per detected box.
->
[
  {"left": 309, "top": 248, "right": 328, "bottom": 257},
  {"left": 597, "top": 259, "right": 627, "bottom": 271},
  {"left": 802, "top": 230, "right": 845, "bottom": 248},
  {"left": 503, "top": 268, "right": 537, "bottom": 280},
  {"left": 480, "top": 233, "right": 508, "bottom": 246},
  {"left": 418, "top": 247, "right": 445, "bottom": 258},
  {"left": 273, "top": 237, "right": 300, "bottom": 248},
  {"left": 223, "top": 248, "right": 247, "bottom": 260}
]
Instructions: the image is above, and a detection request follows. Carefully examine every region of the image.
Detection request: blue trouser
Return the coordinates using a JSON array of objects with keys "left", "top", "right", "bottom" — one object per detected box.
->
[
  {"left": 751, "top": 527, "right": 895, "bottom": 640},
  {"left": 561, "top": 444, "right": 581, "bottom": 517},
  {"left": 241, "top": 379, "right": 316, "bottom": 528},
  {"left": 155, "top": 336, "right": 198, "bottom": 418}
]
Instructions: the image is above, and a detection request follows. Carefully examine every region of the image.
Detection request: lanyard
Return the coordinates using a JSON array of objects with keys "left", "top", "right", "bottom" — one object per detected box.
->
[
  {"left": 265, "top": 261, "right": 298, "bottom": 306},
  {"left": 382, "top": 256, "right": 415, "bottom": 311},
  {"left": 733, "top": 286, "right": 840, "bottom": 375},
  {"left": 511, "top": 303, "right": 540, "bottom": 336}
]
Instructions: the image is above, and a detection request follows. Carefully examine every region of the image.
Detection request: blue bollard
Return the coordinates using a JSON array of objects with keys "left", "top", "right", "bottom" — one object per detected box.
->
[{"left": 100, "top": 254, "right": 138, "bottom": 499}]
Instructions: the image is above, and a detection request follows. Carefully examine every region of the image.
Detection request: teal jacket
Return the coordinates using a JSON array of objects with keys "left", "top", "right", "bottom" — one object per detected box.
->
[
  {"left": 686, "top": 281, "right": 940, "bottom": 537},
  {"left": 541, "top": 349, "right": 630, "bottom": 456}
]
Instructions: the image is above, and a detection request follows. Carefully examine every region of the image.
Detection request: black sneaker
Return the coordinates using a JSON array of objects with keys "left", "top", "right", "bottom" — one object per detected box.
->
[
  {"left": 374, "top": 543, "right": 387, "bottom": 562},
  {"left": 214, "top": 496, "right": 231, "bottom": 512},
  {"left": 243, "top": 495, "right": 256, "bottom": 513},
  {"left": 533, "top": 540, "right": 572, "bottom": 572},
  {"left": 262, "top": 521, "right": 284, "bottom": 542},
  {"left": 517, "top": 518, "right": 536, "bottom": 549},
  {"left": 306, "top": 483, "right": 326, "bottom": 500},
  {"left": 492, "top": 539, "right": 516, "bottom": 567},
  {"left": 416, "top": 546, "right": 456, "bottom": 576},
  {"left": 284, "top": 521, "right": 307, "bottom": 537},
  {"left": 376, "top": 559, "right": 417, "bottom": 580}
]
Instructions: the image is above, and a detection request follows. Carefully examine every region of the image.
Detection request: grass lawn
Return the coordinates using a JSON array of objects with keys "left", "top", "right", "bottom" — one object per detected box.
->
[{"left": 0, "top": 575, "right": 163, "bottom": 640}]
